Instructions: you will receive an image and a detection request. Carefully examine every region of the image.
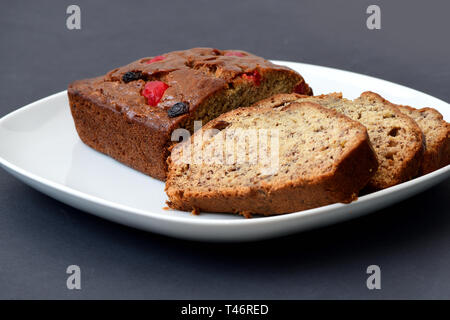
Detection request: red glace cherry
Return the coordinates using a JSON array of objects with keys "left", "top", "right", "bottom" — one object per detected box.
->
[
  {"left": 142, "top": 81, "right": 169, "bottom": 106},
  {"left": 146, "top": 55, "right": 165, "bottom": 64},
  {"left": 242, "top": 71, "right": 261, "bottom": 86}
]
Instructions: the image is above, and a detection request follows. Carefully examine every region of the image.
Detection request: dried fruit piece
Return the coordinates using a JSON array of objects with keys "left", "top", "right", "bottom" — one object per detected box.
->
[
  {"left": 242, "top": 71, "right": 261, "bottom": 86},
  {"left": 168, "top": 102, "right": 189, "bottom": 118},
  {"left": 146, "top": 55, "right": 165, "bottom": 64},
  {"left": 122, "top": 71, "right": 143, "bottom": 83},
  {"left": 224, "top": 51, "right": 245, "bottom": 57},
  {"left": 142, "top": 81, "right": 169, "bottom": 106}
]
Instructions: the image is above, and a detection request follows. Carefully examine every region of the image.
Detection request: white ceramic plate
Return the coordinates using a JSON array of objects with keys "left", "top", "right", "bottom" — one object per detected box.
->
[{"left": 0, "top": 61, "right": 449, "bottom": 242}]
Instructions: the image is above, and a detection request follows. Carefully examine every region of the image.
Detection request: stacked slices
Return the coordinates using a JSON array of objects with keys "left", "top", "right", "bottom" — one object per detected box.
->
[
  {"left": 166, "top": 99, "right": 378, "bottom": 215},
  {"left": 165, "top": 92, "right": 449, "bottom": 216}
]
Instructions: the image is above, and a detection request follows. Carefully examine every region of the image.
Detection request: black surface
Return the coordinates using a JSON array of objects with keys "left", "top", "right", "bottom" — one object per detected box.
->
[{"left": 0, "top": 0, "right": 449, "bottom": 299}]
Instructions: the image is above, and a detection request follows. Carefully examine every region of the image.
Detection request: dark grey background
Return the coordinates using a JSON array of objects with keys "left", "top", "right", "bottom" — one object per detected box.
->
[{"left": 0, "top": 0, "right": 449, "bottom": 299}]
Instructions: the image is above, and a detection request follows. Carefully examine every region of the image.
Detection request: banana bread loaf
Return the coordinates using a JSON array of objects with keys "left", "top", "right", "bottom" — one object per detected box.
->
[
  {"left": 68, "top": 48, "right": 312, "bottom": 180},
  {"left": 165, "top": 99, "right": 378, "bottom": 216}
]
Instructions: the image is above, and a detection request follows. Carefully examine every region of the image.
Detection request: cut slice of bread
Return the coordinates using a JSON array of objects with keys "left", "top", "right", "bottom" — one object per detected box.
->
[
  {"left": 257, "top": 92, "right": 425, "bottom": 190},
  {"left": 165, "top": 100, "right": 378, "bottom": 216},
  {"left": 396, "top": 105, "right": 450, "bottom": 174}
]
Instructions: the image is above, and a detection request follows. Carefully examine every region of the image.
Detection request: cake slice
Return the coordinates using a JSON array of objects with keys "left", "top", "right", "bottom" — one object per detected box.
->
[
  {"left": 68, "top": 48, "right": 312, "bottom": 181},
  {"left": 256, "top": 92, "right": 425, "bottom": 190},
  {"left": 165, "top": 99, "right": 378, "bottom": 216},
  {"left": 396, "top": 105, "right": 450, "bottom": 174}
]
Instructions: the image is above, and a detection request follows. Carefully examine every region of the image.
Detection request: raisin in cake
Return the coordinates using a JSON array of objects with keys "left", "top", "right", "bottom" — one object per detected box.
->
[
  {"left": 165, "top": 99, "right": 378, "bottom": 216},
  {"left": 68, "top": 48, "right": 312, "bottom": 180}
]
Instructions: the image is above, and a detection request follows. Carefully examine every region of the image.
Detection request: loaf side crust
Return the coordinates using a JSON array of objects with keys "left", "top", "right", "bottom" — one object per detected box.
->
[{"left": 69, "top": 89, "right": 169, "bottom": 180}]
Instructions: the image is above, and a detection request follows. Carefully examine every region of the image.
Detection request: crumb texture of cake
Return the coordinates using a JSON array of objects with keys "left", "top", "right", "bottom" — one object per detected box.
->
[
  {"left": 68, "top": 48, "right": 312, "bottom": 180},
  {"left": 265, "top": 92, "right": 425, "bottom": 189},
  {"left": 165, "top": 100, "right": 378, "bottom": 216},
  {"left": 396, "top": 105, "right": 450, "bottom": 174}
]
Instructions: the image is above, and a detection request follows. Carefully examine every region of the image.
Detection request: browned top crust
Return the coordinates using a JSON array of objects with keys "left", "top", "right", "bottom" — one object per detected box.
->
[{"left": 68, "top": 48, "right": 310, "bottom": 136}]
